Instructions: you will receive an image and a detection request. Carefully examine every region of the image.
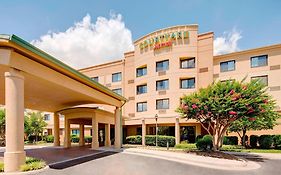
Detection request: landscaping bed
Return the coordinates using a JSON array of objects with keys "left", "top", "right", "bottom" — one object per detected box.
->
[
  {"left": 0, "top": 157, "right": 46, "bottom": 172},
  {"left": 187, "top": 150, "right": 241, "bottom": 161}
]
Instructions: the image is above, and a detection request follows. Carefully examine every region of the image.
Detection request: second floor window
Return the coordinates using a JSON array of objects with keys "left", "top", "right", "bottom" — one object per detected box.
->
[
  {"left": 137, "top": 102, "right": 147, "bottom": 112},
  {"left": 112, "top": 72, "right": 122, "bottom": 82},
  {"left": 156, "top": 60, "right": 169, "bottom": 72},
  {"left": 156, "top": 99, "right": 169, "bottom": 109},
  {"left": 251, "top": 55, "right": 268, "bottom": 68},
  {"left": 181, "top": 78, "right": 195, "bottom": 89},
  {"left": 91, "top": 76, "right": 99, "bottom": 82},
  {"left": 137, "top": 84, "right": 147, "bottom": 94},
  {"left": 251, "top": 75, "right": 268, "bottom": 86},
  {"left": 220, "top": 60, "right": 235, "bottom": 72},
  {"left": 180, "top": 58, "right": 195, "bottom": 69},
  {"left": 136, "top": 66, "right": 147, "bottom": 77},
  {"left": 112, "top": 88, "right": 122, "bottom": 95},
  {"left": 156, "top": 79, "right": 169, "bottom": 91}
]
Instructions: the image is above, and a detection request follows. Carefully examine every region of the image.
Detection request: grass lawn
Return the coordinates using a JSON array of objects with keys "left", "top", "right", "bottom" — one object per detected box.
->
[{"left": 221, "top": 145, "right": 281, "bottom": 153}]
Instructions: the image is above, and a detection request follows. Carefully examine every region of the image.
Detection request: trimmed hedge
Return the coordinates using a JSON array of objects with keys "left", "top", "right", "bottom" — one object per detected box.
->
[
  {"left": 126, "top": 135, "right": 142, "bottom": 144},
  {"left": 84, "top": 136, "right": 92, "bottom": 143},
  {"left": 196, "top": 135, "right": 213, "bottom": 151},
  {"left": 71, "top": 135, "right": 79, "bottom": 143},
  {"left": 195, "top": 135, "right": 203, "bottom": 142},
  {"left": 223, "top": 136, "right": 238, "bottom": 145},
  {"left": 273, "top": 135, "right": 281, "bottom": 149},
  {"left": 259, "top": 135, "right": 273, "bottom": 149},
  {"left": 145, "top": 135, "right": 175, "bottom": 147},
  {"left": 250, "top": 135, "right": 259, "bottom": 148},
  {"left": 45, "top": 135, "right": 54, "bottom": 143}
]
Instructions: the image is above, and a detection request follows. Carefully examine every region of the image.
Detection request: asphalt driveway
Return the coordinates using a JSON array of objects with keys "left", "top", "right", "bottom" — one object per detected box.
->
[{"left": 38, "top": 152, "right": 281, "bottom": 175}]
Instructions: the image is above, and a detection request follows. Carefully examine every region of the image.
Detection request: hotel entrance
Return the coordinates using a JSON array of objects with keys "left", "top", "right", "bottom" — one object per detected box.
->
[{"left": 180, "top": 126, "right": 196, "bottom": 143}]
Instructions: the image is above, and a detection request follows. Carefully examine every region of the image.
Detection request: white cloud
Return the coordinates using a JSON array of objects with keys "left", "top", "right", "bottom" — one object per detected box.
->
[
  {"left": 31, "top": 13, "right": 134, "bottom": 69},
  {"left": 214, "top": 28, "right": 242, "bottom": 55}
]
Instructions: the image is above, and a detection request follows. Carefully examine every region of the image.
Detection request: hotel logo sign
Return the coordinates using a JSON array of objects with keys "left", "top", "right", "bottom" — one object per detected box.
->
[{"left": 139, "top": 31, "right": 189, "bottom": 51}]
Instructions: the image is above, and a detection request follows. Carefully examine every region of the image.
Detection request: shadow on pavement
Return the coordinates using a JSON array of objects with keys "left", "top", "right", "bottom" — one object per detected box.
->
[{"left": 227, "top": 152, "right": 269, "bottom": 162}]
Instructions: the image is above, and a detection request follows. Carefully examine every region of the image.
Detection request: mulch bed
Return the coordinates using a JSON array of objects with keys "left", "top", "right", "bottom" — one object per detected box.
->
[{"left": 187, "top": 150, "right": 241, "bottom": 161}]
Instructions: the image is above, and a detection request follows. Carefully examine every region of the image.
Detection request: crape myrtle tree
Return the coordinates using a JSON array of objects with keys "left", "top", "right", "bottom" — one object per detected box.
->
[
  {"left": 177, "top": 79, "right": 280, "bottom": 151},
  {"left": 228, "top": 110, "right": 279, "bottom": 147},
  {"left": 25, "top": 111, "right": 47, "bottom": 142}
]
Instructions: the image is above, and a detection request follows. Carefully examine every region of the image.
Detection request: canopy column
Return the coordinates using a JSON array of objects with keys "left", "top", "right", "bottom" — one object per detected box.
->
[
  {"left": 114, "top": 107, "right": 121, "bottom": 149},
  {"left": 79, "top": 124, "right": 85, "bottom": 146},
  {"left": 142, "top": 118, "right": 146, "bottom": 146},
  {"left": 105, "top": 124, "right": 111, "bottom": 147},
  {"left": 53, "top": 112, "right": 60, "bottom": 146},
  {"left": 92, "top": 113, "right": 99, "bottom": 149},
  {"left": 4, "top": 69, "right": 26, "bottom": 172},
  {"left": 64, "top": 117, "right": 71, "bottom": 148},
  {"left": 175, "top": 116, "right": 180, "bottom": 145}
]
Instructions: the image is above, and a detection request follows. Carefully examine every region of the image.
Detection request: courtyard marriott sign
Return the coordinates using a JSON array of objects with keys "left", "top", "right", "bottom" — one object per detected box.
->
[{"left": 139, "top": 30, "right": 189, "bottom": 51}]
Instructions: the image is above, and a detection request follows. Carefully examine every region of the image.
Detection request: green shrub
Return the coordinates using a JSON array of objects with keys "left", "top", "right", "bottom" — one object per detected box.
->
[
  {"left": 196, "top": 135, "right": 213, "bottom": 151},
  {"left": 273, "top": 135, "right": 281, "bottom": 149},
  {"left": 195, "top": 135, "right": 203, "bottom": 142},
  {"left": 223, "top": 136, "right": 238, "bottom": 145},
  {"left": 145, "top": 135, "right": 175, "bottom": 147},
  {"left": 84, "top": 136, "right": 92, "bottom": 143},
  {"left": 45, "top": 135, "right": 54, "bottom": 143},
  {"left": 259, "top": 135, "right": 273, "bottom": 149},
  {"left": 126, "top": 135, "right": 142, "bottom": 144},
  {"left": 250, "top": 135, "right": 259, "bottom": 148},
  {"left": 180, "top": 140, "right": 189, "bottom": 144},
  {"left": 20, "top": 161, "right": 46, "bottom": 172},
  {"left": 71, "top": 135, "right": 79, "bottom": 143},
  {"left": 0, "top": 162, "right": 4, "bottom": 172},
  {"left": 175, "top": 143, "right": 196, "bottom": 150}
]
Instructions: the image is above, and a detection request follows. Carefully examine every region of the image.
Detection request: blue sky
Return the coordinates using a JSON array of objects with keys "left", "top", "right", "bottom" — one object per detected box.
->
[{"left": 1, "top": 0, "right": 280, "bottom": 68}]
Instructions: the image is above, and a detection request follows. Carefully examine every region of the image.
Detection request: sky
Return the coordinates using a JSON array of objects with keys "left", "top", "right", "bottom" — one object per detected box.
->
[{"left": 1, "top": 0, "right": 281, "bottom": 68}]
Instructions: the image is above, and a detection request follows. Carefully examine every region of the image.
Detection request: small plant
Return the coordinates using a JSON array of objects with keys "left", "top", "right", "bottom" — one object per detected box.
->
[
  {"left": 84, "top": 136, "right": 92, "bottom": 143},
  {"left": 273, "top": 135, "right": 281, "bottom": 149},
  {"left": 20, "top": 161, "right": 46, "bottom": 172},
  {"left": 196, "top": 135, "right": 213, "bottom": 151},
  {"left": 0, "top": 162, "right": 4, "bottom": 172},
  {"left": 71, "top": 135, "right": 79, "bottom": 143},
  {"left": 259, "top": 135, "right": 273, "bottom": 149},
  {"left": 45, "top": 135, "right": 54, "bottom": 143},
  {"left": 126, "top": 135, "right": 142, "bottom": 144}
]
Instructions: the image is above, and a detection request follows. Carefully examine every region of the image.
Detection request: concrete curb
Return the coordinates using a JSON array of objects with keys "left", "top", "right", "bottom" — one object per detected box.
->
[{"left": 123, "top": 148, "right": 261, "bottom": 171}]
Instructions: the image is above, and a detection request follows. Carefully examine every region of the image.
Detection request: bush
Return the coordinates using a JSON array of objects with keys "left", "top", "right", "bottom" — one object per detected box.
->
[
  {"left": 145, "top": 135, "right": 175, "bottom": 147},
  {"left": 0, "top": 162, "right": 4, "bottom": 172},
  {"left": 195, "top": 135, "right": 203, "bottom": 142},
  {"left": 175, "top": 143, "right": 196, "bottom": 150},
  {"left": 84, "top": 136, "right": 92, "bottom": 143},
  {"left": 273, "top": 135, "right": 281, "bottom": 149},
  {"left": 259, "top": 135, "right": 273, "bottom": 149},
  {"left": 250, "top": 135, "right": 259, "bottom": 148},
  {"left": 20, "top": 161, "right": 46, "bottom": 172},
  {"left": 223, "top": 136, "right": 238, "bottom": 145},
  {"left": 45, "top": 135, "right": 54, "bottom": 143},
  {"left": 126, "top": 135, "right": 142, "bottom": 144},
  {"left": 71, "top": 135, "right": 79, "bottom": 143},
  {"left": 196, "top": 135, "right": 213, "bottom": 151}
]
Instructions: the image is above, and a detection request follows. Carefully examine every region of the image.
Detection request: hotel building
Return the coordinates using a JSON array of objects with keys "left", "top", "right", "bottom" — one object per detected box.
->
[{"left": 45, "top": 24, "right": 281, "bottom": 145}]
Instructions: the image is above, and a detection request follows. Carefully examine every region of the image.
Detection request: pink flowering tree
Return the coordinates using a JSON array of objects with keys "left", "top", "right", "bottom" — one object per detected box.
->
[{"left": 177, "top": 79, "right": 280, "bottom": 151}]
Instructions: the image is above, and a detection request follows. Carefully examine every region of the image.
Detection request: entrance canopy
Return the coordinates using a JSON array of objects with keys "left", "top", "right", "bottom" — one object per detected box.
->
[{"left": 0, "top": 34, "right": 127, "bottom": 112}]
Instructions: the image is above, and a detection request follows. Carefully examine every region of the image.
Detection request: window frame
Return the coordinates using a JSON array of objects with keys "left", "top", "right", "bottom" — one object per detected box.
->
[
  {"left": 180, "top": 57, "right": 195, "bottom": 69},
  {"left": 251, "top": 75, "right": 268, "bottom": 86},
  {"left": 180, "top": 78, "right": 195, "bottom": 89},
  {"left": 136, "top": 102, "right": 147, "bottom": 112},
  {"left": 250, "top": 55, "right": 268, "bottom": 68},
  {"left": 136, "top": 84, "right": 147, "bottom": 95},
  {"left": 91, "top": 76, "right": 99, "bottom": 82},
  {"left": 156, "top": 98, "right": 169, "bottom": 110},
  {"left": 156, "top": 60, "right": 169, "bottom": 72},
  {"left": 112, "top": 88, "right": 122, "bottom": 95},
  {"left": 112, "top": 72, "right": 122, "bottom": 82},
  {"left": 156, "top": 79, "right": 169, "bottom": 91},
  {"left": 136, "top": 66, "right": 147, "bottom": 77},
  {"left": 220, "top": 60, "right": 236, "bottom": 72}
]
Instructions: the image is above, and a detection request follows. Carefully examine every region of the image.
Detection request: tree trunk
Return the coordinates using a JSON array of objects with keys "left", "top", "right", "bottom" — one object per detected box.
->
[{"left": 241, "top": 128, "right": 247, "bottom": 147}]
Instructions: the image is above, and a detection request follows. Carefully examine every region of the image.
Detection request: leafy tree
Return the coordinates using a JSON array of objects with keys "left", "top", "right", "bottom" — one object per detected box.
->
[
  {"left": 177, "top": 79, "right": 280, "bottom": 151},
  {"left": 228, "top": 111, "right": 278, "bottom": 146},
  {"left": 25, "top": 112, "right": 47, "bottom": 142},
  {"left": 0, "top": 109, "right": 5, "bottom": 146}
]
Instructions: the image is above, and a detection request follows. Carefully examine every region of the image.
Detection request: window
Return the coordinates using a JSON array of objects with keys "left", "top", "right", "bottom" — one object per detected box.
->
[
  {"left": 220, "top": 60, "right": 235, "bottom": 72},
  {"left": 72, "top": 129, "right": 80, "bottom": 135},
  {"left": 136, "top": 66, "right": 147, "bottom": 77},
  {"left": 251, "top": 75, "right": 268, "bottom": 86},
  {"left": 180, "top": 78, "right": 195, "bottom": 89},
  {"left": 137, "top": 102, "right": 147, "bottom": 112},
  {"left": 156, "top": 99, "right": 169, "bottom": 109},
  {"left": 137, "top": 84, "right": 147, "bottom": 94},
  {"left": 112, "top": 88, "right": 122, "bottom": 95},
  {"left": 91, "top": 76, "right": 99, "bottom": 82},
  {"left": 156, "top": 60, "right": 169, "bottom": 72},
  {"left": 112, "top": 72, "right": 122, "bottom": 82},
  {"left": 251, "top": 55, "right": 268, "bottom": 68},
  {"left": 43, "top": 114, "right": 51, "bottom": 121},
  {"left": 156, "top": 79, "right": 169, "bottom": 91},
  {"left": 180, "top": 58, "right": 195, "bottom": 69}
]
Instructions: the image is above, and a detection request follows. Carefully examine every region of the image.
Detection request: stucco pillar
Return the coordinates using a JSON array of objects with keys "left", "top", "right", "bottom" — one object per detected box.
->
[
  {"left": 4, "top": 69, "right": 26, "bottom": 172},
  {"left": 105, "top": 124, "right": 111, "bottom": 147},
  {"left": 53, "top": 112, "right": 60, "bottom": 146},
  {"left": 64, "top": 117, "right": 71, "bottom": 148},
  {"left": 92, "top": 113, "right": 99, "bottom": 149},
  {"left": 142, "top": 118, "right": 146, "bottom": 146},
  {"left": 114, "top": 107, "right": 121, "bottom": 149},
  {"left": 175, "top": 116, "right": 180, "bottom": 145},
  {"left": 79, "top": 124, "right": 85, "bottom": 146}
]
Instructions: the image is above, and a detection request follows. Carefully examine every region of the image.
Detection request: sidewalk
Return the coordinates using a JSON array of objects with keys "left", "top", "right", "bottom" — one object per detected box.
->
[{"left": 122, "top": 148, "right": 261, "bottom": 171}]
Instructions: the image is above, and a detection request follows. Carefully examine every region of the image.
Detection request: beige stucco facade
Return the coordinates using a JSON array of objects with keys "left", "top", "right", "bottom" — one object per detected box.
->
[{"left": 77, "top": 25, "right": 281, "bottom": 145}]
